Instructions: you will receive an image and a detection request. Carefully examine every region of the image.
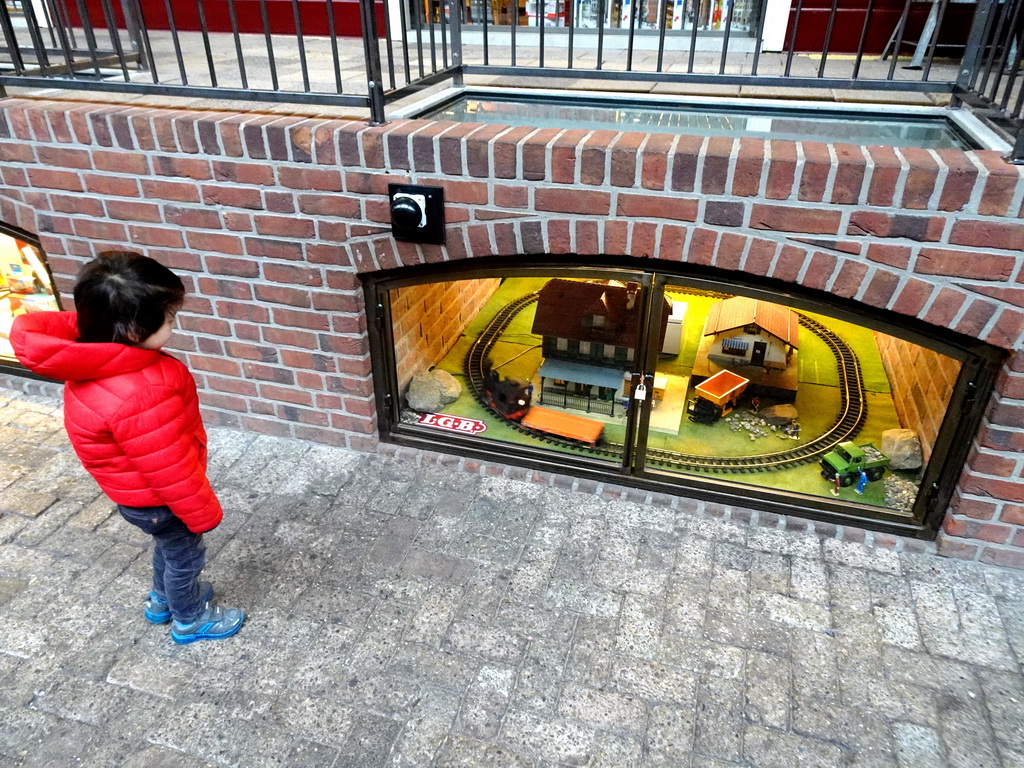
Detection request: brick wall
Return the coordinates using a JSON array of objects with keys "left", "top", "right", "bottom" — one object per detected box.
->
[
  {"left": 1, "top": 98, "right": 1024, "bottom": 566},
  {"left": 874, "top": 332, "right": 960, "bottom": 462},
  {"left": 391, "top": 278, "right": 501, "bottom": 391}
]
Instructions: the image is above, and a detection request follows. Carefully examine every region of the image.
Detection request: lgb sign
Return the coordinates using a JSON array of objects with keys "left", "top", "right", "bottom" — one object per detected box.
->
[{"left": 417, "top": 413, "right": 487, "bottom": 435}]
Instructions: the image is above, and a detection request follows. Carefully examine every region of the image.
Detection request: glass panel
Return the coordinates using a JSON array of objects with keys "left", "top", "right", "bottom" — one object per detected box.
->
[
  {"left": 639, "top": 284, "right": 961, "bottom": 517},
  {"left": 422, "top": 97, "right": 974, "bottom": 150},
  {"left": 390, "top": 274, "right": 643, "bottom": 463},
  {"left": 0, "top": 232, "right": 60, "bottom": 362}
]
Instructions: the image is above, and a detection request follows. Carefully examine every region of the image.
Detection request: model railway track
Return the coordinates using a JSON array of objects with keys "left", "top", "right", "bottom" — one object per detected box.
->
[{"left": 464, "top": 293, "right": 867, "bottom": 472}]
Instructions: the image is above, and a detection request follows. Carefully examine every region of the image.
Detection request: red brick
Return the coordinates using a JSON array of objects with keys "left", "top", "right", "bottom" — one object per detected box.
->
[
  {"left": 197, "top": 277, "right": 253, "bottom": 300},
  {"left": 831, "top": 144, "right": 867, "bottom": 205},
  {"left": 987, "top": 308, "right": 1024, "bottom": 348},
  {"left": 443, "top": 179, "right": 489, "bottom": 205},
  {"left": 83, "top": 173, "right": 141, "bottom": 198},
  {"left": 687, "top": 228, "right": 718, "bottom": 267},
  {"left": 27, "top": 168, "right": 83, "bottom": 192},
  {"left": 730, "top": 138, "right": 765, "bottom": 197},
  {"left": 609, "top": 132, "right": 646, "bottom": 187},
  {"left": 954, "top": 497, "right": 998, "bottom": 520},
  {"left": 277, "top": 166, "right": 343, "bottom": 191},
  {"left": 950, "top": 219, "right": 1024, "bottom": 252},
  {"left": 535, "top": 188, "right": 610, "bottom": 215},
  {"left": 200, "top": 184, "right": 262, "bottom": 210},
  {"left": 922, "top": 286, "right": 967, "bottom": 327},
  {"left": 866, "top": 242, "right": 912, "bottom": 269},
  {"left": 936, "top": 148, "right": 979, "bottom": 212},
  {"left": 213, "top": 160, "right": 275, "bottom": 186},
  {"left": 859, "top": 269, "right": 899, "bottom": 308},
  {"left": 36, "top": 146, "right": 92, "bottom": 170},
  {"left": 799, "top": 141, "right": 831, "bottom": 203},
  {"left": 104, "top": 200, "right": 163, "bottom": 223},
  {"left": 1000, "top": 505, "right": 1024, "bottom": 525},
  {"left": 128, "top": 225, "right": 185, "bottom": 248},
  {"left": 713, "top": 232, "right": 745, "bottom": 271},
  {"left": 245, "top": 238, "right": 304, "bottom": 260},
  {"left": 74, "top": 219, "right": 128, "bottom": 241},
  {"left": 253, "top": 215, "right": 314, "bottom": 239},
  {"left": 50, "top": 195, "right": 104, "bottom": 217},
  {"left": 92, "top": 150, "right": 149, "bottom": 176},
  {"left": 263, "top": 262, "right": 323, "bottom": 287},
  {"left": 617, "top": 193, "right": 697, "bottom": 221},
  {"left": 464, "top": 124, "right": 509, "bottom": 178},
  {"left": 670, "top": 135, "right": 703, "bottom": 193},
  {"left": 832, "top": 259, "right": 869, "bottom": 299},
  {"left": 766, "top": 140, "right": 797, "bottom": 200},
  {"left": 772, "top": 244, "right": 805, "bottom": 282},
  {"left": 550, "top": 129, "right": 588, "bottom": 185},
  {"left": 701, "top": 136, "right": 734, "bottom": 195},
  {"left": 916, "top": 248, "right": 1014, "bottom": 281},
  {"left": 866, "top": 146, "right": 901, "bottom": 206},
  {"left": 155, "top": 156, "right": 212, "bottom": 180},
  {"left": 140, "top": 179, "right": 200, "bottom": 203},
  {"left": 802, "top": 251, "right": 837, "bottom": 291},
  {"left": 976, "top": 150, "right": 1020, "bottom": 216},
  {"left": 750, "top": 204, "right": 841, "bottom": 235},
  {"left": 899, "top": 147, "right": 940, "bottom": 209},
  {"left": 205, "top": 254, "right": 258, "bottom": 277}
]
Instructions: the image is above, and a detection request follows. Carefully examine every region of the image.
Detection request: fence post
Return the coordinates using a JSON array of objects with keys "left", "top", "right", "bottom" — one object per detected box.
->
[
  {"left": 955, "top": 0, "right": 1000, "bottom": 104},
  {"left": 360, "top": 0, "right": 388, "bottom": 124},
  {"left": 448, "top": 0, "right": 464, "bottom": 87},
  {"left": 1010, "top": 130, "right": 1024, "bottom": 165}
]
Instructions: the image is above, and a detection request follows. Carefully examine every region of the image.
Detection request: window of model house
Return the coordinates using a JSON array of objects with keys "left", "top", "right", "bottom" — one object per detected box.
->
[
  {"left": 366, "top": 265, "right": 999, "bottom": 534},
  {"left": 0, "top": 225, "right": 60, "bottom": 363}
]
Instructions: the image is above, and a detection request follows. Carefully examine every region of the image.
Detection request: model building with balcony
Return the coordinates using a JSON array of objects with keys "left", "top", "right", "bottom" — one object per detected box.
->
[{"left": 530, "top": 279, "right": 668, "bottom": 416}]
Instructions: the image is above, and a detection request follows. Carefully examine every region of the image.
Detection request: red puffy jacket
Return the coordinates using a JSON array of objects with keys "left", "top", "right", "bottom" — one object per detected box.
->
[{"left": 10, "top": 312, "right": 223, "bottom": 533}]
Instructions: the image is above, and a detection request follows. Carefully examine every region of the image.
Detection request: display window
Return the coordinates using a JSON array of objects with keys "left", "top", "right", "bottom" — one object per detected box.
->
[
  {"left": 366, "top": 263, "right": 1000, "bottom": 535},
  {"left": 0, "top": 226, "right": 61, "bottom": 363}
]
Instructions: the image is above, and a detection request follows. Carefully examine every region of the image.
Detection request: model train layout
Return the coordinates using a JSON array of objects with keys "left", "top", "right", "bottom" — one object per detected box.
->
[{"left": 464, "top": 288, "right": 870, "bottom": 475}]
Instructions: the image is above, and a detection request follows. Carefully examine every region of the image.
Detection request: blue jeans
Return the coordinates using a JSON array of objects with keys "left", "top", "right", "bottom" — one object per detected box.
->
[{"left": 118, "top": 504, "right": 206, "bottom": 623}]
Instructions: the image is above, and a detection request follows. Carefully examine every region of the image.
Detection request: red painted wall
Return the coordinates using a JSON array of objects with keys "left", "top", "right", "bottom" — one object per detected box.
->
[
  {"left": 64, "top": 0, "right": 384, "bottom": 38},
  {"left": 786, "top": 1, "right": 976, "bottom": 54}
]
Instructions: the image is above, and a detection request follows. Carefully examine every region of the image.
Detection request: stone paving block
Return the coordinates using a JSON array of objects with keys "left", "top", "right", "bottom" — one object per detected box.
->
[
  {"left": 557, "top": 684, "right": 648, "bottom": 733},
  {"left": 390, "top": 643, "right": 479, "bottom": 691},
  {"left": 828, "top": 562, "right": 874, "bottom": 613},
  {"left": 610, "top": 659, "right": 697, "bottom": 706},
  {"left": 792, "top": 697, "right": 897, "bottom": 765},
  {"left": 693, "top": 675, "right": 744, "bottom": 763},
  {"left": 743, "top": 724, "right": 848, "bottom": 768},
  {"left": 445, "top": 619, "right": 528, "bottom": 664},
  {"left": 882, "top": 647, "right": 982, "bottom": 698},
  {"left": 590, "top": 730, "right": 644, "bottom": 767},
  {"left": 874, "top": 605, "right": 924, "bottom": 650},
  {"left": 434, "top": 735, "right": 538, "bottom": 767},
  {"left": 790, "top": 556, "right": 829, "bottom": 604},
  {"left": 750, "top": 589, "right": 831, "bottom": 632},
  {"left": 791, "top": 629, "right": 841, "bottom": 702},
  {"left": 0, "top": 487, "right": 55, "bottom": 518},
  {"left": 106, "top": 649, "right": 203, "bottom": 700},
  {"left": 389, "top": 687, "right": 462, "bottom": 767},
  {"left": 0, "top": 513, "right": 27, "bottom": 544},
  {"left": 893, "top": 722, "right": 945, "bottom": 768},
  {"left": 120, "top": 745, "right": 221, "bottom": 768},
  {"left": 749, "top": 549, "right": 792, "bottom": 594},
  {"left": 65, "top": 494, "right": 114, "bottom": 529},
  {"left": 593, "top": 559, "right": 669, "bottom": 596},
  {"left": 744, "top": 649, "right": 791, "bottom": 729},
  {"left": 708, "top": 567, "right": 750, "bottom": 614},
  {"left": 461, "top": 665, "right": 516, "bottom": 739},
  {"left": 616, "top": 593, "right": 663, "bottom": 659},
  {"left": 938, "top": 693, "right": 1003, "bottom": 768},
  {"left": 499, "top": 709, "right": 597, "bottom": 765},
  {"left": 979, "top": 668, "right": 1024, "bottom": 752},
  {"left": 823, "top": 538, "right": 903, "bottom": 575},
  {"left": 703, "top": 609, "right": 794, "bottom": 659}
]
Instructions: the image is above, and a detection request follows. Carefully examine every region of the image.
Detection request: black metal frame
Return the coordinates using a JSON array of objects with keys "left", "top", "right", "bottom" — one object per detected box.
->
[
  {"left": 1, "top": 0, "right": 1023, "bottom": 152},
  {"left": 362, "top": 254, "right": 1004, "bottom": 538}
]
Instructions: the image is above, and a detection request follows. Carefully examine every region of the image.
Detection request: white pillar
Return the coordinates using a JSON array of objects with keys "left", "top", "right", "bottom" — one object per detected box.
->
[{"left": 760, "top": 0, "right": 793, "bottom": 52}]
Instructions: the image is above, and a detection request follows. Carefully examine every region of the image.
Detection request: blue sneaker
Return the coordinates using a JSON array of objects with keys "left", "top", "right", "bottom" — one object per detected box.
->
[
  {"left": 171, "top": 603, "right": 245, "bottom": 645},
  {"left": 144, "top": 581, "right": 215, "bottom": 624}
]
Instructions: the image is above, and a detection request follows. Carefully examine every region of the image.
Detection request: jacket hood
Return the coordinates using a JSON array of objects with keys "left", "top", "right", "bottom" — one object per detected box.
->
[{"left": 10, "top": 311, "right": 163, "bottom": 382}]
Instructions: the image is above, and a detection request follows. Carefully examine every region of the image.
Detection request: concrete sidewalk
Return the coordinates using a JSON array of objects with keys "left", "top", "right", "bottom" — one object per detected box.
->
[{"left": 0, "top": 382, "right": 1022, "bottom": 767}]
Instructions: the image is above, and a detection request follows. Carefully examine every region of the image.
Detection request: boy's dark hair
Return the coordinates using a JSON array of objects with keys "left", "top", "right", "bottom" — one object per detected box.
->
[{"left": 74, "top": 252, "right": 185, "bottom": 345}]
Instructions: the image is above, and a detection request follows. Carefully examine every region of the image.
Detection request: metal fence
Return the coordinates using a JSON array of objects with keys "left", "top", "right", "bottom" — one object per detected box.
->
[{"left": 1, "top": 0, "right": 1023, "bottom": 157}]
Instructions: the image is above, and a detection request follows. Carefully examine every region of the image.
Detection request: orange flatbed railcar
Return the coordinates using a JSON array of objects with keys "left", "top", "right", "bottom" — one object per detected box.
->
[{"left": 521, "top": 406, "right": 604, "bottom": 447}]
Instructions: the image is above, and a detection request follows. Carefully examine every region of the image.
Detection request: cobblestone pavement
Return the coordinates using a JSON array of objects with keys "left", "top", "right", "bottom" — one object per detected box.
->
[{"left": 1, "top": 384, "right": 1023, "bottom": 768}]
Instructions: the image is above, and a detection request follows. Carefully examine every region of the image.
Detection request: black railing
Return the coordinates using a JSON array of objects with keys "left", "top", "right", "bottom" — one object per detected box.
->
[
  {"left": 0, "top": 0, "right": 1022, "bottom": 158},
  {"left": 539, "top": 387, "right": 617, "bottom": 416}
]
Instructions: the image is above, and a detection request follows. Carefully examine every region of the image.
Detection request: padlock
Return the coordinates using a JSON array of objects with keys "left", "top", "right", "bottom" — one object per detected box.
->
[{"left": 634, "top": 384, "right": 647, "bottom": 401}]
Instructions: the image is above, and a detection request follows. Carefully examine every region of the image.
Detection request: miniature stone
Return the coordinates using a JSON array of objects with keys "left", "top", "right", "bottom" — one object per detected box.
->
[
  {"left": 881, "top": 428, "right": 923, "bottom": 470},
  {"left": 759, "top": 404, "right": 798, "bottom": 426},
  {"left": 406, "top": 369, "right": 462, "bottom": 412}
]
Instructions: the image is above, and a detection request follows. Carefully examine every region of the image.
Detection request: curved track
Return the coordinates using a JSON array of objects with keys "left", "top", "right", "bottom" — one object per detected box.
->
[{"left": 464, "top": 292, "right": 867, "bottom": 473}]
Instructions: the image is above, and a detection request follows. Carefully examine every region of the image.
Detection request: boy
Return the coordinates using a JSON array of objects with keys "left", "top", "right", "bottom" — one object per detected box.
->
[{"left": 11, "top": 252, "right": 244, "bottom": 644}]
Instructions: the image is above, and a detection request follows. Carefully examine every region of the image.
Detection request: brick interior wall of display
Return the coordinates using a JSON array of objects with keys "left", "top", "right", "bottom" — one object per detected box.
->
[
  {"left": 391, "top": 278, "right": 501, "bottom": 392},
  {"left": 873, "top": 333, "right": 960, "bottom": 462},
  {"left": 1, "top": 98, "right": 1024, "bottom": 566}
]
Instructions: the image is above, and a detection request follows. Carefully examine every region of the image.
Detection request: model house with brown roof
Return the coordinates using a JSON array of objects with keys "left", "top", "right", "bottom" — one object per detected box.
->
[{"left": 702, "top": 296, "right": 799, "bottom": 373}]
